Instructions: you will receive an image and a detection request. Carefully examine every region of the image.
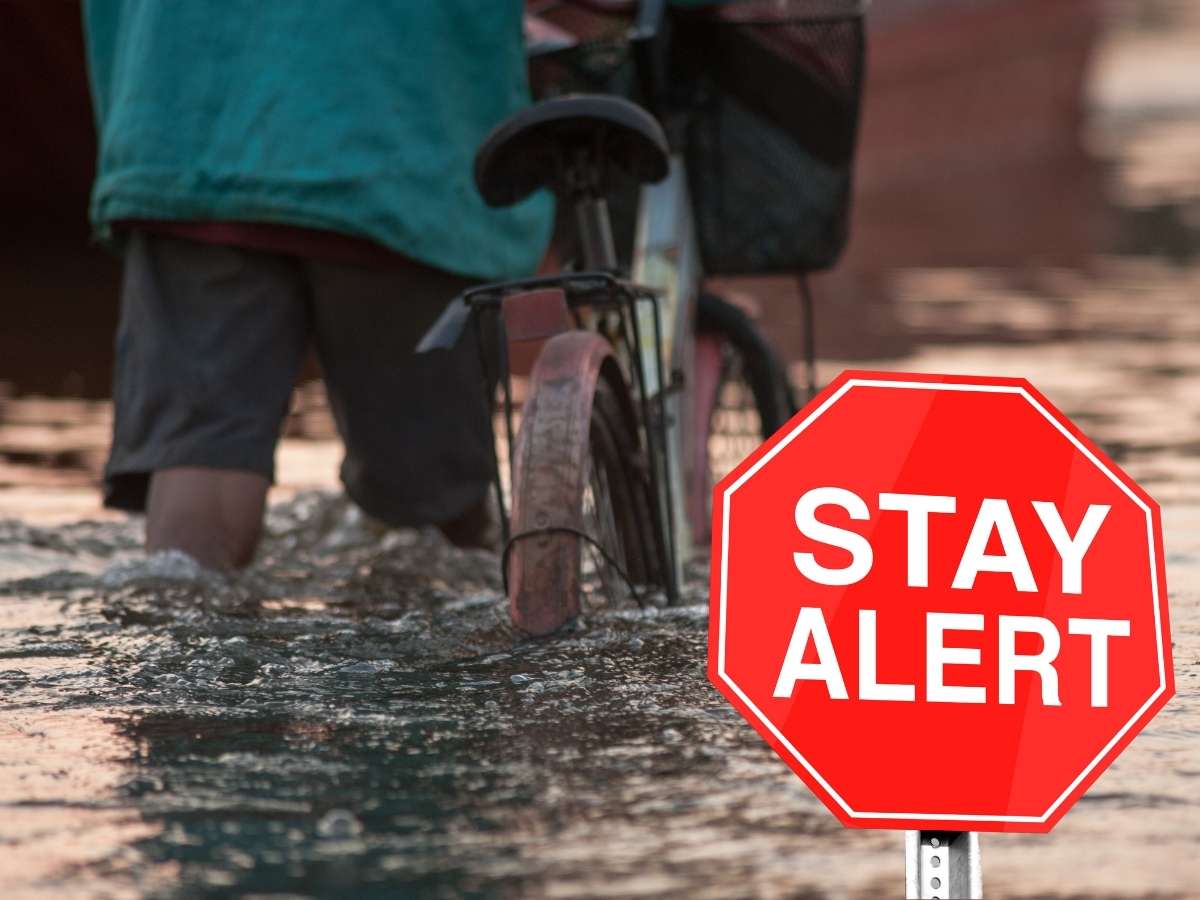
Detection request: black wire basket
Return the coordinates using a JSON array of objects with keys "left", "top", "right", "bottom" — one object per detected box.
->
[
  {"left": 671, "top": 0, "right": 866, "bottom": 275},
  {"left": 528, "top": 0, "right": 867, "bottom": 277}
]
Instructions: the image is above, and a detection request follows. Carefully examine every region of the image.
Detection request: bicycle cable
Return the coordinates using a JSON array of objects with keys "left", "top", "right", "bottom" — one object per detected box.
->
[{"left": 501, "top": 525, "right": 647, "bottom": 607}]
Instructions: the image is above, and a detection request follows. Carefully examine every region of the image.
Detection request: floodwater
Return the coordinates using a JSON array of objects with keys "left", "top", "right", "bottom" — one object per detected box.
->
[
  {"left": 5, "top": 12, "right": 1200, "bottom": 900},
  {"left": 11, "top": 258, "right": 1200, "bottom": 899}
]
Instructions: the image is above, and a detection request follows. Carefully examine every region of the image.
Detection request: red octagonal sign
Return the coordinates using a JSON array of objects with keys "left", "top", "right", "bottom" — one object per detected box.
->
[{"left": 709, "top": 371, "right": 1173, "bottom": 832}]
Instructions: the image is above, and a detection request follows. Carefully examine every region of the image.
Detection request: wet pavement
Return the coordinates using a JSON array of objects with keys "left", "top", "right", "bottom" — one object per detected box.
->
[
  {"left": 5, "top": 9, "right": 1200, "bottom": 900},
  {"left": 8, "top": 254, "right": 1200, "bottom": 898}
]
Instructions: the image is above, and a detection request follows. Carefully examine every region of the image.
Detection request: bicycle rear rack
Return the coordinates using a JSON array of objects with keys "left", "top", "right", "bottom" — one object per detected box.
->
[{"left": 455, "top": 271, "right": 681, "bottom": 607}]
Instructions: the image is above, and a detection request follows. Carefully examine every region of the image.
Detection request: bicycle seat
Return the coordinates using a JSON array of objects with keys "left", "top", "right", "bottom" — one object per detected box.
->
[{"left": 475, "top": 94, "right": 669, "bottom": 207}]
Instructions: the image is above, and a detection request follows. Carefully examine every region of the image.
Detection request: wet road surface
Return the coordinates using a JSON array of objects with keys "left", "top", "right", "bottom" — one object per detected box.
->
[{"left": 3, "top": 259, "right": 1200, "bottom": 899}]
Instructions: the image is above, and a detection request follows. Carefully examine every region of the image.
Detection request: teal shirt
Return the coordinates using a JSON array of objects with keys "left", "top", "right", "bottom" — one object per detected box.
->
[{"left": 84, "top": 1, "right": 553, "bottom": 280}]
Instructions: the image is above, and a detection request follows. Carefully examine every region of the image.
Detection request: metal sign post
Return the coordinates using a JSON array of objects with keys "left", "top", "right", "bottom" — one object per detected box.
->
[{"left": 905, "top": 831, "right": 982, "bottom": 899}]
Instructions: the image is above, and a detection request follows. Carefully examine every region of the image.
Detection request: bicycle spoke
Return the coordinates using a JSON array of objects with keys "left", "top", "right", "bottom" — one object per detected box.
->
[{"left": 581, "top": 439, "right": 630, "bottom": 607}]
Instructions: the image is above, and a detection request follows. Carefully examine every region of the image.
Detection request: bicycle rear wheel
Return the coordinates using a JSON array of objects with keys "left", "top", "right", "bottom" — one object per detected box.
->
[
  {"left": 690, "top": 292, "right": 797, "bottom": 541},
  {"left": 507, "top": 331, "right": 663, "bottom": 636}
]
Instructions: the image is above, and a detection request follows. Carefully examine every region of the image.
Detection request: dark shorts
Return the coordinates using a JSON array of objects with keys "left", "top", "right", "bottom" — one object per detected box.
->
[{"left": 105, "top": 231, "right": 492, "bottom": 528}]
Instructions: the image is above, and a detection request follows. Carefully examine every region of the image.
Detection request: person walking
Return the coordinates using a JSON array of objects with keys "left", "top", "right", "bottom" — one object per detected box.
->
[{"left": 84, "top": 2, "right": 552, "bottom": 568}]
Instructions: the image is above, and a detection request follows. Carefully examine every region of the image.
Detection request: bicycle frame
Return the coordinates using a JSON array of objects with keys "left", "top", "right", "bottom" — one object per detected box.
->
[
  {"left": 426, "top": 0, "right": 847, "bottom": 625},
  {"left": 565, "top": 0, "right": 702, "bottom": 587},
  {"left": 420, "top": 1, "right": 707, "bottom": 607},
  {"left": 630, "top": 156, "right": 703, "bottom": 589},
  {"left": 564, "top": 153, "right": 705, "bottom": 599},
  {"left": 420, "top": 155, "right": 707, "bottom": 608}
]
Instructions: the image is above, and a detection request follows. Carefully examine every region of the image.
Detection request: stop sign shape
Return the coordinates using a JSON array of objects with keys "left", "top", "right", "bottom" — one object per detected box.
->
[{"left": 710, "top": 371, "right": 1173, "bottom": 833}]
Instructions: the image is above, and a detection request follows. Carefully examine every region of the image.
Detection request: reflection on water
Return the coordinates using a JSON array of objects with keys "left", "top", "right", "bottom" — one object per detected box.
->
[{"left": 3, "top": 508, "right": 861, "bottom": 898}]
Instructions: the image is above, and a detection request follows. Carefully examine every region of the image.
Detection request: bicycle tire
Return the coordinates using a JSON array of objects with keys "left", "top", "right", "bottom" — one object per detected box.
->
[
  {"left": 691, "top": 292, "right": 798, "bottom": 540},
  {"left": 507, "top": 331, "right": 663, "bottom": 635},
  {"left": 697, "top": 291, "right": 797, "bottom": 436}
]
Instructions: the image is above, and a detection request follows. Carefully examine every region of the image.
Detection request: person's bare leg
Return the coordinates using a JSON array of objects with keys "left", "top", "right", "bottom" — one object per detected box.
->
[{"left": 145, "top": 467, "right": 270, "bottom": 569}]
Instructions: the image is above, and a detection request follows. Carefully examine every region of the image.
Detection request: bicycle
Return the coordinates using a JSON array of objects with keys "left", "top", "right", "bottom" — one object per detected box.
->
[{"left": 420, "top": 0, "right": 865, "bottom": 635}]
